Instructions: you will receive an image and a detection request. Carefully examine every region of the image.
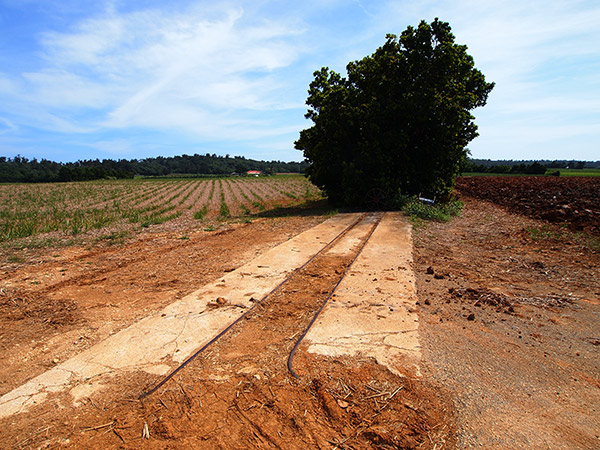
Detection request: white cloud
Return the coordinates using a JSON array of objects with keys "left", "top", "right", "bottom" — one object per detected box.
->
[{"left": 0, "top": 0, "right": 599, "bottom": 161}]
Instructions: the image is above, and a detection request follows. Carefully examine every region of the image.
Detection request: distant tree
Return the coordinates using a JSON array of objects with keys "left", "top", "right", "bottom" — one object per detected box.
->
[
  {"left": 526, "top": 162, "right": 547, "bottom": 174},
  {"left": 295, "top": 18, "right": 494, "bottom": 205}
]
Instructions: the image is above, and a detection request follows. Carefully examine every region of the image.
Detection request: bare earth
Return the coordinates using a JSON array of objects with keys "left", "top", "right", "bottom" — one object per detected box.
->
[{"left": 1, "top": 182, "right": 599, "bottom": 449}]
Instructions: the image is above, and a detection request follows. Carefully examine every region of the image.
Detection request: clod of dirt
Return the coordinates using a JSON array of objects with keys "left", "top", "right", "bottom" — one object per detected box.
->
[
  {"left": 466, "top": 313, "right": 475, "bottom": 321},
  {"left": 426, "top": 266, "right": 435, "bottom": 275},
  {"left": 207, "top": 297, "right": 228, "bottom": 308}
]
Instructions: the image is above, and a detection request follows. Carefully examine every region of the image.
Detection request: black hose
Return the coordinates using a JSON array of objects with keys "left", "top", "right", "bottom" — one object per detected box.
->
[{"left": 138, "top": 213, "right": 369, "bottom": 399}]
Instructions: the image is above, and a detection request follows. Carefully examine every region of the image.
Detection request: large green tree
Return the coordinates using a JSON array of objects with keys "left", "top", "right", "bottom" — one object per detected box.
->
[{"left": 295, "top": 19, "right": 494, "bottom": 205}]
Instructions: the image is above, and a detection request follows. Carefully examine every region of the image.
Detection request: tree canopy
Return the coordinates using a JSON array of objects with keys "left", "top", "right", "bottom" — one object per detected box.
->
[{"left": 295, "top": 18, "right": 494, "bottom": 205}]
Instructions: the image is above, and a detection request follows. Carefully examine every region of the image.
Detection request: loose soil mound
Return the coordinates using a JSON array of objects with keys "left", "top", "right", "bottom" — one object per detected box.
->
[{"left": 456, "top": 176, "right": 600, "bottom": 235}]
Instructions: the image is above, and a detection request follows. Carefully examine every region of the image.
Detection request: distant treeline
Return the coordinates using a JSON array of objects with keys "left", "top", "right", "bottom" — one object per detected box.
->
[
  {"left": 0, "top": 154, "right": 309, "bottom": 183},
  {"left": 463, "top": 159, "right": 599, "bottom": 174}
]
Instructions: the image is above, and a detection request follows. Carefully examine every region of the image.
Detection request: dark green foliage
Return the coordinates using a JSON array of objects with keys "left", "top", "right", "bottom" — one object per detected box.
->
[
  {"left": 295, "top": 19, "right": 494, "bottom": 205},
  {"left": 0, "top": 154, "right": 308, "bottom": 183},
  {"left": 402, "top": 197, "right": 463, "bottom": 222},
  {"left": 463, "top": 160, "right": 548, "bottom": 174}
]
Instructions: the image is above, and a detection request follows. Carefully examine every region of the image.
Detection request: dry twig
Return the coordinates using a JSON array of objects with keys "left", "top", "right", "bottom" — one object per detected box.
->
[{"left": 142, "top": 422, "right": 150, "bottom": 439}]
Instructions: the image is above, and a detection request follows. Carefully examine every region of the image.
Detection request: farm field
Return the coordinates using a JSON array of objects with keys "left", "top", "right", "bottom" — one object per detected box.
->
[
  {"left": 548, "top": 168, "right": 600, "bottom": 177},
  {"left": 0, "top": 175, "right": 321, "bottom": 246},
  {"left": 457, "top": 176, "right": 600, "bottom": 235},
  {"left": 0, "top": 176, "right": 599, "bottom": 449},
  {"left": 461, "top": 169, "right": 600, "bottom": 177}
]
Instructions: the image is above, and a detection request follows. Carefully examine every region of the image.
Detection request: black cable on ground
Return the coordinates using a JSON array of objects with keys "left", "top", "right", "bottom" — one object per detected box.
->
[{"left": 138, "top": 213, "right": 369, "bottom": 400}]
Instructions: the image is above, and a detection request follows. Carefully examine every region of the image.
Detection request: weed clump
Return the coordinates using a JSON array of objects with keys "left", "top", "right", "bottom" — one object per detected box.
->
[{"left": 400, "top": 197, "right": 463, "bottom": 222}]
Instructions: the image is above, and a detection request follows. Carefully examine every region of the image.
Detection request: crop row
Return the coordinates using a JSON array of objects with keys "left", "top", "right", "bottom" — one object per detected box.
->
[{"left": 0, "top": 176, "right": 321, "bottom": 243}]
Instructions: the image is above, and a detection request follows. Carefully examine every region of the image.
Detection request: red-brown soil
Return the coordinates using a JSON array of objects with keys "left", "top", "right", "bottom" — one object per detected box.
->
[
  {"left": 456, "top": 176, "right": 600, "bottom": 235},
  {"left": 415, "top": 177, "right": 599, "bottom": 449},
  {"left": 1, "top": 177, "right": 599, "bottom": 449}
]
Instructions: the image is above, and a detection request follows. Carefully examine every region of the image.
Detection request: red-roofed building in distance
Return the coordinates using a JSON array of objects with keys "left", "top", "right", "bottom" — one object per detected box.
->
[{"left": 246, "top": 170, "right": 262, "bottom": 177}]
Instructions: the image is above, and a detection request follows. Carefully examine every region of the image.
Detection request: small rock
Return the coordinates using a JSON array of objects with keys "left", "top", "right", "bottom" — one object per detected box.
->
[
  {"left": 424, "top": 299, "right": 431, "bottom": 305},
  {"left": 426, "top": 266, "right": 434, "bottom": 275},
  {"left": 207, "top": 297, "right": 228, "bottom": 308},
  {"left": 466, "top": 313, "right": 475, "bottom": 321},
  {"left": 337, "top": 399, "right": 349, "bottom": 409}
]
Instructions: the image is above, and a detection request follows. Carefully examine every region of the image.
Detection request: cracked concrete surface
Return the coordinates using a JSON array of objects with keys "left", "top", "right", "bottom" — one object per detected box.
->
[
  {"left": 305, "top": 212, "right": 421, "bottom": 375},
  {"left": 0, "top": 213, "right": 361, "bottom": 419}
]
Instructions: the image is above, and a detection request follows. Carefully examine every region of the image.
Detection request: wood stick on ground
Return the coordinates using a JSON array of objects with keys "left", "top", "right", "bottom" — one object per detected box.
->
[{"left": 81, "top": 421, "right": 114, "bottom": 432}]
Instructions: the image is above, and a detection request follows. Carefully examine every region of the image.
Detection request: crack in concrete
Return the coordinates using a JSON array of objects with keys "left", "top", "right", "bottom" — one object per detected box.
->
[{"left": 305, "top": 213, "right": 421, "bottom": 376}]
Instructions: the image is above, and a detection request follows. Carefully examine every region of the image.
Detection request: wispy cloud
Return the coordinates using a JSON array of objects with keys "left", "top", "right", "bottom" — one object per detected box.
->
[
  {"left": 0, "top": 117, "right": 17, "bottom": 134},
  {"left": 2, "top": 3, "right": 306, "bottom": 141}
]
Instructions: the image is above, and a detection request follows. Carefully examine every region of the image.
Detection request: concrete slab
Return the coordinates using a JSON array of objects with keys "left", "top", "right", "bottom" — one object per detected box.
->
[
  {"left": 304, "top": 212, "right": 421, "bottom": 376},
  {"left": 0, "top": 213, "right": 361, "bottom": 419}
]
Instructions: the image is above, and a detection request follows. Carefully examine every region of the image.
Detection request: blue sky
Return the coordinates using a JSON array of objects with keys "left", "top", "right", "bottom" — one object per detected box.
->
[{"left": 0, "top": 0, "right": 598, "bottom": 163}]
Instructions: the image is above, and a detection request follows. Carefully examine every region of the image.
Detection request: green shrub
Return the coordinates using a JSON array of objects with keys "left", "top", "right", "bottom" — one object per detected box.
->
[{"left": 402, "top": 197, "right": 463, "bottom": 222}]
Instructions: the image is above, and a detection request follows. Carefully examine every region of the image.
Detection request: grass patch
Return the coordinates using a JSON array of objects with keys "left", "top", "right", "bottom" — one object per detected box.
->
[
  {"left": 402, "top": 198, "right": 463, "bottom": 222},
  {"left": 526, "top": 225, "right": 600, "bottom": 252},
  {"left": 193, "top": 206, "right": 208, "bottom": 220},
  {"left": 252, "top": 200, "right": 266, "bottom": 211},
  {"left": 219, "top": 196, "right": 230, "bottom": 219},
  {"left": 140, "top": 211, "right": 181, "bottom": 228},
  {"left": 95, "top": 230, "right": 130, "bottom": 245},
  {"left": 546, "top": 169, "right": 600, "bottom": 177},
  {"left": 6, "top": 254, "right": 25, "bottom": 263},
  {"left": 462, "top": 169, "right": 600, "bottom": 177}
]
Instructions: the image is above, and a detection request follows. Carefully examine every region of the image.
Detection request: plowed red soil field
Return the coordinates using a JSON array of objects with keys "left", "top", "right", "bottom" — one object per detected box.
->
[{"left": 457, "top": 176, "right": 600, "bottom": 235}]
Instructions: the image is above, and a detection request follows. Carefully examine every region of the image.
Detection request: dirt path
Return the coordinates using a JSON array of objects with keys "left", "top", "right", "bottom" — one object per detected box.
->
[{"left": 414, "top": 195, "right": 600, "bottom": 449}]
